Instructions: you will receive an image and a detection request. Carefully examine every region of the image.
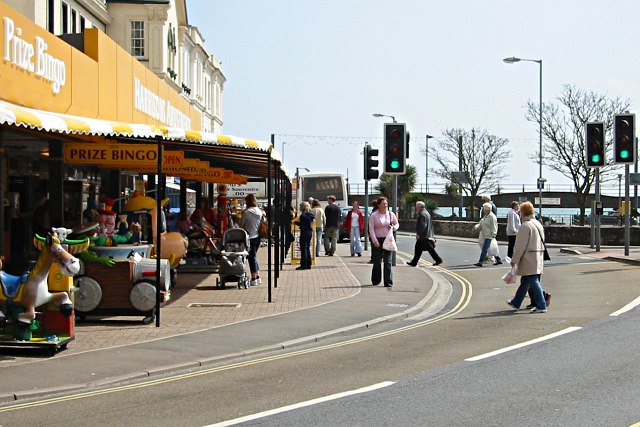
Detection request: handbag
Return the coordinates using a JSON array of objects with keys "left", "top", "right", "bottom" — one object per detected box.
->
[
  {"left": 258, "top": 218, "right": 269, "bottom": 239},
  {"left": 382, "top": 228, "right": 397, "bottom": 252},
  {"left": 535, "top": 226, "right": 551, "bottom": 261}
]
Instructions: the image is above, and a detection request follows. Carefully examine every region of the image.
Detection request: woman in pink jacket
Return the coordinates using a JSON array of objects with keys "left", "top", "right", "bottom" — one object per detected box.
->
[{"left": 368, "top": 196, "right": 399, "bottom": 287}]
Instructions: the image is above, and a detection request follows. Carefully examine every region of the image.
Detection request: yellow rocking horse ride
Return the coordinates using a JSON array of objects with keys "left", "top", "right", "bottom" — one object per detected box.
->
[{"left": 0, "top": 228, "right": 89, "bottom": 349}]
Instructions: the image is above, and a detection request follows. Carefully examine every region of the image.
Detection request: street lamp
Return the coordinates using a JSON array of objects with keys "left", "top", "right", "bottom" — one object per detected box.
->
[
  {"left": 503, "top": 56, "right": 544, "bottom": 219},
  {"left": 295, "top": 167, "right": 310, "bottom": 205},
  {"left": 373, "top": 113, "right": 397, "bottom": 123},
  {"left": 425, "top": 135, "right": 434, "bottom": 194}
]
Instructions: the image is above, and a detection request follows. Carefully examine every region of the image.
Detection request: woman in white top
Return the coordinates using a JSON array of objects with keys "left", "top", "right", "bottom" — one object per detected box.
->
[{"left": 506, "top": 201, "right": 521, "bottom": 259}]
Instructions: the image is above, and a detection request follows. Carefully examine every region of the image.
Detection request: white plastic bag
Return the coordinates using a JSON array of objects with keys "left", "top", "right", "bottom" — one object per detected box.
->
[
  {"left": 488, "top": 238, "right": 499, "bottom": 257},
  {"left": 501, "top": 266, "right": 517, "bottom": 284},
  {"left": 382, "top": 229, "right": 397, "bottom": 252}
]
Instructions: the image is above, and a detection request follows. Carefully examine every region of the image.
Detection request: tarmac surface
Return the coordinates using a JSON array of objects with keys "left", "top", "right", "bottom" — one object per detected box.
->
[{"left": 0, "top": 236, "right": 638, "bottom": 403}]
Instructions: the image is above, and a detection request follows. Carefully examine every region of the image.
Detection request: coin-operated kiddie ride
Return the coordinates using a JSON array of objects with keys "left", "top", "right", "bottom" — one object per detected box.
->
[
  {"left": 0, "top": 228, "right": 89, "bottom": 353},
  {"left": 73, "top": 193, "right": 187, "bottom": 323}
]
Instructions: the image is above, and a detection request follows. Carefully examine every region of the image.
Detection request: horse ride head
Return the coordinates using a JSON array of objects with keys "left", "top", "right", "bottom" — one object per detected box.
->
[{"left": 51, "top": 227, "right": 73, "bottom": 243}]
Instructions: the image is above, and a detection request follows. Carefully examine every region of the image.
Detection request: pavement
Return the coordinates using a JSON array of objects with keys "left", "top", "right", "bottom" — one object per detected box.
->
[
  {"left": 0, "top": 236, "right": 638, "bottom": 404},
  {"left": 0, "top": 238, "right": 441, "bottom": 403}
]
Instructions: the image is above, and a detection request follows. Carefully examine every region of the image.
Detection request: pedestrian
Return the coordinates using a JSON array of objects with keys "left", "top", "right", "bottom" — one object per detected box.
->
[
  {"left": 294, "top": 201, "right": 314, "bottom": 270},
  {"left": 407, "top": 201, "right": 442, "bottom": 267},
  {"left": 239, "top": 194, "right": 264, "bottom": 286},
  {"left": 507, "top": 201, "right": 549, "bottom": 313},
  {"left": 368, "top": 196, "right": 399, "bottom": 287},
  {"left": 310, "top": 199, "right": 326, "bottom": 257},
  {"left": 346, "top": 201, "right": 364, "bottom": 257},
  {"left": 474, "top": 202, "right": 503, "bottom": 267},
  {"left": 506, "top": 201, "right": 521, "bottom": 259},
  {"left": 323, "top": 195, "right": 341, "bottom": 256},
  {"left": 481, "top": 194, "right": 498, "bottom": 216}
]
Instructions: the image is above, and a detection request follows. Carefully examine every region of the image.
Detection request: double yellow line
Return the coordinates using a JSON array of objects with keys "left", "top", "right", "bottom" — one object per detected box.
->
[{"left": 0, "top": 256, "right": 472, "bottom": 413}]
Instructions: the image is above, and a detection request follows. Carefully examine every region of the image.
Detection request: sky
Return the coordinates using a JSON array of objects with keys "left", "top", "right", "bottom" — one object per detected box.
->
[{"left": 188, "top": 0, "right": 640, "bottom": 195}]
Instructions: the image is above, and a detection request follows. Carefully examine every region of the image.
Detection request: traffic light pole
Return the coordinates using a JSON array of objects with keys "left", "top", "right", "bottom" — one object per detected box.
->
[
  {"left": 625, "top": 164, "right": 630, "bottom": 256},
  {"left": 595, "top": 170, "right": 601, "bottom": 252},
  {"left": 364, "top": 180, "right": 369, "bottom": 251},
  {"left": 392, "top": 175, "right": 397, "bottom": 266}
]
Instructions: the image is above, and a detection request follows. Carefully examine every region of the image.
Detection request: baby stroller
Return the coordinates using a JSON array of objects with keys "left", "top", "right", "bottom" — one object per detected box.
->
[{"left": 216, "top": 228, "right": 250, "bottom": 289}]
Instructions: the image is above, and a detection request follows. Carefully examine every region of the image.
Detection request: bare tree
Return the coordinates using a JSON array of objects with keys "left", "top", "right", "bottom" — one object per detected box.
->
[
  {"left": 430, "top": 127, "right": 511, "bottom": 219},
  {"left": 525, "top": 84, "right": 631, "bottom": 225}
]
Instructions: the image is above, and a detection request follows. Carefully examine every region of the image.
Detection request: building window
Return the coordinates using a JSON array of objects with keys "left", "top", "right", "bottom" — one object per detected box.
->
[
  {"left": 47, "top": 0, "right": 55, "bottom": 33},
  {"left": 130, "top": 21, "right": 145, "bottom": 58},
  {"left": 71, "top": 9, "right": 77, "bottom": 33},
  {"left": 80, "top": 16, "right": 85, "bottom": 32},
  {"left": 61, "top": 2, "right": 68, "bottom": 34}
]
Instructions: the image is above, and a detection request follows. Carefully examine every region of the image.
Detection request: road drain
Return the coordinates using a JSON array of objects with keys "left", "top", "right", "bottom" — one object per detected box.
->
[{"left": 188, "top": 303, "right": 241, "bottom": 308}]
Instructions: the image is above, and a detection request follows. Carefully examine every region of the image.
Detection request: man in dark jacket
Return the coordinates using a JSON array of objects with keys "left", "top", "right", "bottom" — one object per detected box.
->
[
  {"left": 407, "top": 201, "right": 443, "bottom": 267},
  {"left": 323, "top": 195, "right": 341, "bottom": 256}
]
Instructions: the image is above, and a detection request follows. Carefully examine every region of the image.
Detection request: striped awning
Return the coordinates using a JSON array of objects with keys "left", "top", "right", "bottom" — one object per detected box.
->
[
  {"left": 0, "top": 99, "right": 160, "bottom": 138},
  {"left": 0, "top": 99, "right": 285, "bottom": 172}
]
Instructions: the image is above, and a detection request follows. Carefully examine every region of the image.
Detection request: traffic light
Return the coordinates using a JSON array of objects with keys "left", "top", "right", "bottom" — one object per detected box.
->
[
  {"left": 364, "top": 144, "right": 379, "bottom": 180},
  {"left": 614, "top": 113, "right": 636, "bottom": 164},
  {"left": 585, "top": 122, "right": 605, "bottom": 168},
  {"left": 405, "top": 131, "right": 411, "bottom": 158},
  {"left": 384, "top": 123, "right": 406, "bottom": 174}
]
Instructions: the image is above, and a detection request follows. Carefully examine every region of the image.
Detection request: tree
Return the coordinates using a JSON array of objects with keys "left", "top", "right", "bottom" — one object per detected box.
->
[
  {"left": 525, "top": 84, "right": 631, "bottom": 225},
  {"left": 374, "top": 164, "right": 418, "bottom": 218},
  {"left": 430, "top": 127, "right": 511, "bottom": 219}
]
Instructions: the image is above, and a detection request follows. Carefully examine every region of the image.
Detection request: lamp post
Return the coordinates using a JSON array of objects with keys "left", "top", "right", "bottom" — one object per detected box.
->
[
  {"left": 372, "top": 113, "right": 396, "bottom": 123},
  {"left": 295, "top": 167, "right": 310, "bottom": 206},
  {"left": 503, "top": 56, "right": 544, "bottom": 219},
  {"left": 282, "top": 141, "right": 286, "bottom": 165},
  {"left": 425, "top": 135, "right": 434, "bottom": 194}
]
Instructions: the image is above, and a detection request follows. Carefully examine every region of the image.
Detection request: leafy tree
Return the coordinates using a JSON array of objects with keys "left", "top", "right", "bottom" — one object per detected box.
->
[
  {"left": 374, "top": 164, "right": 418, "bottom": 218},
  {"left": 430, "top": 127, "right": 510, "bottom": 219},
  {"left": 525, "top": 84, "right": 631, "bottom": 225}
]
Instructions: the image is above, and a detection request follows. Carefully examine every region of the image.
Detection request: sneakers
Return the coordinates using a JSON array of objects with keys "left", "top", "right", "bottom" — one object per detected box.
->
[
  {"left": 506, "top": 300, "right": 519, "bottom": 310},
  {"left": 530, "top": 307, "right": 547, "bottom": 313},
  {"left": 255, "top": 277, "right": 262, "bottom": 285},
  {"left": 473, "top": 262, "right": 483, "bottom": 267},
  {"left": 250, "top": 279, "right": 259, "bottom": 286}
]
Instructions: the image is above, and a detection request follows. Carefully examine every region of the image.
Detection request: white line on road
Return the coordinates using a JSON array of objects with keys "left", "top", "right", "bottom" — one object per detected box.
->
[
  {"left": 465, "top": 327, "right": 582, "bottom": 362},
  {"left": 610, "top": 296, "right": 640, "bottom": 317},
  {"left": 203, "top": 381, "right": 396, "bottom": 427}
]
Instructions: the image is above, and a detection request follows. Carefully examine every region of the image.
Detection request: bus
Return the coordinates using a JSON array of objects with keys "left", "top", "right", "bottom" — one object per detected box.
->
[{"left": 297, "top": 173, "right": 348, "bottom": 208}]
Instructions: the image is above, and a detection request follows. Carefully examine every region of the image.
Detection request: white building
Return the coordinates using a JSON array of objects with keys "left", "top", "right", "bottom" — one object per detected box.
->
[{"left": 7, "top": 0, "right": 224, "bottom": 133}]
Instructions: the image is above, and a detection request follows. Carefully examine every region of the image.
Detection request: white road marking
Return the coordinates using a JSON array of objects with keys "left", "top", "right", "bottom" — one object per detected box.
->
[
  {"left": 203, "top": 381, "right": 396, "bottom": 427},
  {"left": 465, "top": 327, "right": 582, "bottom": 362},
  {"left": 610, "top": 296, "right": 640, "bottom": 317}
]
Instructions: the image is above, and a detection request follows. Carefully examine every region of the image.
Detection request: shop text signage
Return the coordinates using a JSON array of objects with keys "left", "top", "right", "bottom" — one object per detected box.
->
[
  {"left": 134, "top": 78, "right": 191, "bottom": 129},
  {"left": 2, "top": 17, "right": 66, "bottom": 94},
  {"left": 63, "top": 143, "right": 184, "bottom": 166}
]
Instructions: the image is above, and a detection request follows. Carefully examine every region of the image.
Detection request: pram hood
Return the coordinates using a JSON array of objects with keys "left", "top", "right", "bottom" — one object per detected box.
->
[{"left": 223, "top": 228, "right": 250, "bottom": 246}]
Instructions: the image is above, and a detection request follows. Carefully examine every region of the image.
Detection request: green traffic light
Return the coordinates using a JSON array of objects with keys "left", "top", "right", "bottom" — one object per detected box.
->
[
  {"left": 620, "top": 150, "right": 630, "bottom": 159},
  {"left": 591, "top": 154, "right": 601, "bottom": 163},
  {"left": 390, "top": 159, "right": 400, "bottom": 169}
]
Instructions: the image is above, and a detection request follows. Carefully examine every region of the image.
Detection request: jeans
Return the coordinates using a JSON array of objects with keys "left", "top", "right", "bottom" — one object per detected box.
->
[
  {"left": 371, "top": 237, "right": 393, "bottom": 286},
  {"left": 323, "top": 226, "right": 338, "bottom": 255},
  {"left": 479, "top": 238, "right": 501, "bottom": 263},
  {"left": 510, "top": 274, "right": 547, "bottom": 310},
  {"left": 350, "top": 227, "right": 363, "bottom": 255},
  {"left": 299, "top": 231, "right": 312, "bottom": 269},
  {"left": 248, "top": 236, "right": 261, "bottom": 274},
  {"left": 315, "top": 228, "right": 323, "bottom": 256}
]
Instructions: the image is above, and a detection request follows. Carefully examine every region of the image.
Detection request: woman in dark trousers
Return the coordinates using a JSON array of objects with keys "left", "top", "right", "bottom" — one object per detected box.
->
[{"left": 295, "top": 201, "right": 314, "bottom": 270}]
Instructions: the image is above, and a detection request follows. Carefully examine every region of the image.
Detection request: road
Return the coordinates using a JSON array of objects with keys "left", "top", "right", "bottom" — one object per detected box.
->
[{"left": 1, "top": 236, "right": 638, "bottom": 426}]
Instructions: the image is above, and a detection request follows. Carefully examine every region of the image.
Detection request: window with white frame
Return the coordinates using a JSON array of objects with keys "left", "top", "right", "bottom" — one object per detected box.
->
[{"left": 130, "top": 21, "right": 145, "bottom": 58}]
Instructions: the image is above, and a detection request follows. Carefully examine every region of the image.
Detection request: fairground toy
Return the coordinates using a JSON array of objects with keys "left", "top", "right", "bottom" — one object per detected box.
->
[{"left": 0, "top": 228, "right": 90, "bottom": 353}]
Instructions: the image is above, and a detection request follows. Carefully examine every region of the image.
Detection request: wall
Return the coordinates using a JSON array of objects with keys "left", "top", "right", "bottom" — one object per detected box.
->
[{"left": 398, "top": 219, "right": 640, "bottom": 246}]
